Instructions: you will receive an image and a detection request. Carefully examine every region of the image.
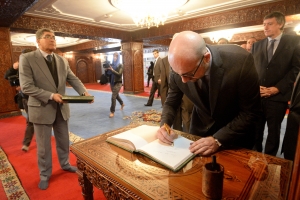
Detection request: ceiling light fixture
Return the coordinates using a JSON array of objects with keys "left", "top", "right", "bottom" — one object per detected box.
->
[
  {"left": 294, "top": 24, "right": 300, "bottom": 35},
  {"left": 209, "top": 30, "right": 234, "bottom": 43},
  {"left": 111, "top": 0, "right": 188, "bottom": 29}
]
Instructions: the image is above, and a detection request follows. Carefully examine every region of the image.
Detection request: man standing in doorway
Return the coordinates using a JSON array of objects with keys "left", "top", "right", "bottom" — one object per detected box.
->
[
  {"left": 145, "top": 49, "right": 162, "bottom": 106},
  {"left": 251, "top": 11, "right": 300, "bottom": 156}
]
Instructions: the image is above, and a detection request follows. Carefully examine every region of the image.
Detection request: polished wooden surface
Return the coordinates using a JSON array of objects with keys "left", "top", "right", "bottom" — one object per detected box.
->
[
  {"left": 288, "top": 126, "right": 300, "bottom": 200},
  {"left": 70, "top": 123, "right": 293, "bottom": 200}
]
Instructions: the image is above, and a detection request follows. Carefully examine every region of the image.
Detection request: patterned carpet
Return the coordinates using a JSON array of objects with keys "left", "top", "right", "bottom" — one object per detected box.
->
[
  {"left": 0, "top": 109, "right": 161, "bottom": 199},
  {"left": 0, "top": 147, "right": 29, "bottom": 200},
  {"left": 124, "top": 109, "right": 161, "bottom": 125}
]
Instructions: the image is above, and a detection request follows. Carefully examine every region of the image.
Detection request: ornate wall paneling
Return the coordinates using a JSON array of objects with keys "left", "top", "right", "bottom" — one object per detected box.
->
[
  {"left": 11, "top": 15, "right": 131, "bottom": 42},
  {"left": 94, "top": 58, "right": 102, "bottom": 82},
  {"left": 0, "top": 0, "right": 38, "bottom": 27},
  {"left": 75, "top": 55, "right": 95, "bottom": 83},
  {"left": 0, "top": 28, "right": 20, "bottom": 117},
  {"left": 121, "top": 42, "right": 144, "bottom": 94},
  {"left": 132, "top": 0, "right": 300, "bottom": 42},
  {"left": 76, "top": 58, "right": 89, "bottom": 83}
]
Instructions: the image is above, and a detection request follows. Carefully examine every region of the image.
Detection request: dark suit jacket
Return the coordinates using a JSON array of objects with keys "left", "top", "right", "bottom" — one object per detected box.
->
[
  {"left": 282, "top": 72, "right": 300, "bottom": 160},
  {"left": 161, "top": 44, "right": 261, "bottom": 149},
  {"left": 251, "top": 34, "right": 300, "bottom": 102},
  {"left": 153, "top": 57, "right": 162, "bottom": 83},
  {"left": 160, "top": 56, "right": 170, "bottom": 105}
]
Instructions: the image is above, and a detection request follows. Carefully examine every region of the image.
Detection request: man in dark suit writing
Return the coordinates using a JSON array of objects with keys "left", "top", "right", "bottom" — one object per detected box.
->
[
  {"left": 19, "top": 28, "right": 93, "bottom": 190},
  {"left": 156, "top": 31, "right": 261, "bottom": 155},
  {"left": 251, "top": 11, "right": 300, "bottom": 156}
]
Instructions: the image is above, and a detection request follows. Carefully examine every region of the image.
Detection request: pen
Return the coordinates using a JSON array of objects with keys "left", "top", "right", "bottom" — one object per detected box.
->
[
  {"left": 164, "top": 123, "right": 171, "bottom": 135},
  {"left": 164, "top": 123, "right": 174, "bottom": 146}
]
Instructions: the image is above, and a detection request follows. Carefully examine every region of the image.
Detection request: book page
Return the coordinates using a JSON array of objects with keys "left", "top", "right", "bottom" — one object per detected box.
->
[
  {"left": 109, "top": 125, "right": 160, "bottom": 150},
  {"left": 138, "top": 136, "right": 194, "bottom": 170}
]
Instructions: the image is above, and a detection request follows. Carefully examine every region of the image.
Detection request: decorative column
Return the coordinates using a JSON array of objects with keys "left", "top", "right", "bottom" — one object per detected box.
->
[
  {"left": 0, "top": 28, "right": 20, "bottom": 118},
  {"left": 121, "top": 42, "right": 144, "bottom": 94}
]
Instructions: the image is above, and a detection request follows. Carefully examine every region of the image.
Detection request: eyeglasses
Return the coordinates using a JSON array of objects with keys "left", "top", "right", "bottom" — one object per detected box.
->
[
  {"left": 172, "top": 55, "right": 205, "bottom": 78},
  {"left": 41, "top": 35, "right": 56, "bottom": 40}
]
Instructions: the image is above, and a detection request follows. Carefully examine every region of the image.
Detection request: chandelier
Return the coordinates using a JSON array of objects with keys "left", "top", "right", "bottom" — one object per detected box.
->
[{"left": 111, "top": 0, "right": 188, "bottom": 29}]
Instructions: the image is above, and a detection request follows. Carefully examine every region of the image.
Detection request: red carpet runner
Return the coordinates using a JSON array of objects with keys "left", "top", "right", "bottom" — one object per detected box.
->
[{"left": 0, "top": 115, "right": 106, "bottom": 200}]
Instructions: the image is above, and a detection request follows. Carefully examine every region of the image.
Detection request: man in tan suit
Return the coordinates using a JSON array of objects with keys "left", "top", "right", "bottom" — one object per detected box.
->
[{"left": 19, "top": 28, "right": 93, "bottom": 190}]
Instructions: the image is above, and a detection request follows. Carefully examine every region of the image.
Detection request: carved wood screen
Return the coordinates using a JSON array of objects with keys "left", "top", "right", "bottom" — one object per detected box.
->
[{"left": 76, "top": 59, "right": 89, "bottom": 83}]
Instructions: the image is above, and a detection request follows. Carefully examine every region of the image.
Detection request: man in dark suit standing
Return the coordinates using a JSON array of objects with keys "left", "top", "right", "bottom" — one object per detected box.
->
[
  {"left": 19, "top": 28, "right": 93, "bottom": 190},
  {"left": 145, "top": 49, "right": 162, "bottom": 106},
  {"left": 282, "top": 72, "right": 300, "bottom": 160},
  {"left": 156, "top": 31, "right": 261, "bottom": 156},
  {"left": 251, "top": 11, "right": 300, "bottom": 156},
  {"left": 160, "top": 56, "right": 170, "bottom": 105}
]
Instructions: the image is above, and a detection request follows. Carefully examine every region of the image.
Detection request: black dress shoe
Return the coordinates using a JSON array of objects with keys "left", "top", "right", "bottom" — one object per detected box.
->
[{"left": 144, "top": 104, "right": 152, "bottom": 106}]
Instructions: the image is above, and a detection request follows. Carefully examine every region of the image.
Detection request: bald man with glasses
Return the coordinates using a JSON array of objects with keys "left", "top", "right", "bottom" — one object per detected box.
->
[{"left": 156, "top": 31, "right": 261, "bottom": 156}]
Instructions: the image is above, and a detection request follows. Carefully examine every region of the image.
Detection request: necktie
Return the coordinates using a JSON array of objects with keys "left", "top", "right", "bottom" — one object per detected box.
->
[
  {"left": 47, "top": 55, "right": 52, "bottom": 63},
  {"left": 198, "top": 76, "right": 210, "bottom": 108},
  {"left": 46, "top": 55, "right": 58, "bottom": 86},
  {"left": 267, "top": 39, "right": 275, "bottom": 63}
]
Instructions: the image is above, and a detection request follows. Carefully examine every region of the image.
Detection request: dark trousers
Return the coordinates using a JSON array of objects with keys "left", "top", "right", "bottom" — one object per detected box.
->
[
  {"left": 110, "top": 82, "right": 123, "bottom": 113},
  {"left": 282, "top": 112, "right": 300, "bottom": 160},
  {"left": 146, "top": 81, "right": 160, "bottom": 105},
  {"left": 147, "top": 76, "right": 153, "bottom": 86},
  {"left": 254, "top": 99, "right": 288, "bottom": 156},
  {"left": 22, "top": 98, "right": 34, "bottom": 146}
]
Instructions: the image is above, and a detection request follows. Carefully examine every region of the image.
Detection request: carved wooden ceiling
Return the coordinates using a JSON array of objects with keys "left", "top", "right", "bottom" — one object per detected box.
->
[{"left": 1, "top": 0, "right": 300, "bottom": 52}]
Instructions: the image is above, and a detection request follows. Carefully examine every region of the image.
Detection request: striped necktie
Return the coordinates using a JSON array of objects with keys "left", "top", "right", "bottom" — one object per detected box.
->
[{"left": 268, "top": 39, "right": 275, "bottom": 63}]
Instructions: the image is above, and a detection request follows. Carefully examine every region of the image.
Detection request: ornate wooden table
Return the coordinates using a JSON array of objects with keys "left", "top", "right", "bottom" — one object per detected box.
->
[{"left": 70, "top": 123, "right": 292, "bottom": 200}]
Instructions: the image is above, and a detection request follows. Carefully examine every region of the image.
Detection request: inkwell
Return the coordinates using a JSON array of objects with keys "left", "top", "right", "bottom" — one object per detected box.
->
[{"left": 202, "top": 155, "right": 224, "bottom": 199}]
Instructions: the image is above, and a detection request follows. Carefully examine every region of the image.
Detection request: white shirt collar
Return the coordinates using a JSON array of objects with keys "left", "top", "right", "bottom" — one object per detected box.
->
[
  {"left": 39, "top": 49, "right": 53, "bottom": 59},
  {"left": 268, "top": 32, "right": 283, "bottom": 42}
]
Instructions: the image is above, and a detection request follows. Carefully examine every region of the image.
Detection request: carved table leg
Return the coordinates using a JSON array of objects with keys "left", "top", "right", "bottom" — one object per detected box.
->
[{"left": 80, "top": 172, "right": 94, "bottom": 200}]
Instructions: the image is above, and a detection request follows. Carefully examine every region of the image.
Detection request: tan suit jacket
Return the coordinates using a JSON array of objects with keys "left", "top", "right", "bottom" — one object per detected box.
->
[{"left": 19, "top": 49, "right": 86, "bottom": 124}]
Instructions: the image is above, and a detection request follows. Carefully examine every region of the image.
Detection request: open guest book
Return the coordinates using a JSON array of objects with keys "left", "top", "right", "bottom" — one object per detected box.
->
[
  {"left": 62, "top": 95, "right": 94, "bottom": 103},
  {"left": 106, "top": 125, "right": 196, "bottom": 172}
]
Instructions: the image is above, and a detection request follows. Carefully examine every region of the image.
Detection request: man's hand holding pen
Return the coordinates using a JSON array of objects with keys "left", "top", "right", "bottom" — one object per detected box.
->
[
  {"left": 157, "top": 124, "right": 220, "bottom": 155},
  {"left": 156, "top": 123, "right": 177, "bottom": 145}
]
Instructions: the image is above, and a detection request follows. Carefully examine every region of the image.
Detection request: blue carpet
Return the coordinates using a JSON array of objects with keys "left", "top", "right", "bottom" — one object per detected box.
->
[{"left": 66, "top": 87, "right": 162, "bottom": 139}]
